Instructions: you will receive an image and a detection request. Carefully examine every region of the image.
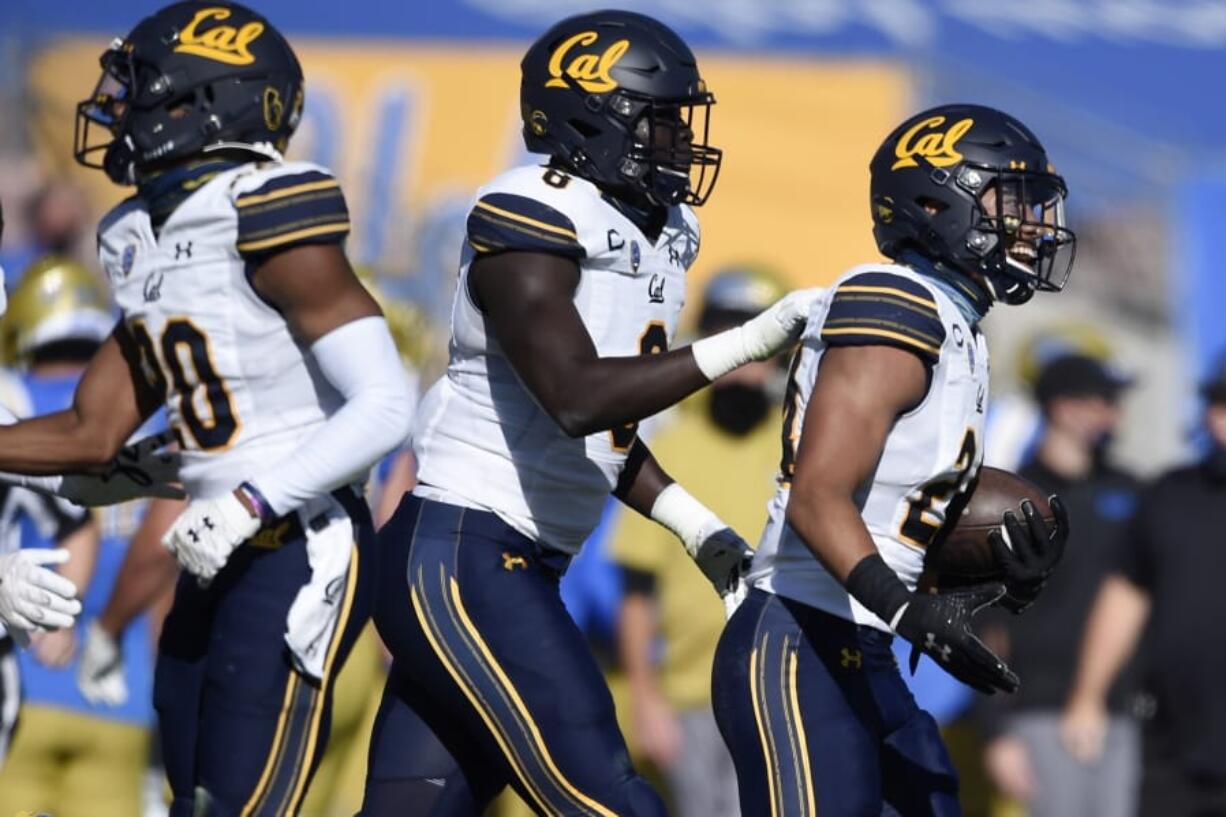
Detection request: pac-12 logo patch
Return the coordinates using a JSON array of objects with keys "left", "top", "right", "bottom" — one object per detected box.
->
[
  {"left": 121, "top": 244, "right": 137, "bottom": 277},
  {"left": 630, "top": 240, "right": 641, "bottom": 272}
]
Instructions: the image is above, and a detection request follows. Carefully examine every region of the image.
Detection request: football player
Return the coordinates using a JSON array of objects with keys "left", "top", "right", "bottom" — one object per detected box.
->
[
  {"left": 711, "top": 104, "right": 1073, "bottom": 816},
  {"left": 0, "top": 3, "right": 414, "bottom": 813},
  {"left": 360, "top": 10, "right": 819, "bottom": 816}
]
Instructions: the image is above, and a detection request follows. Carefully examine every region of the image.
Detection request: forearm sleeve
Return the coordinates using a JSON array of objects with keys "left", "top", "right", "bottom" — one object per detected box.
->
[{"left": 249, "top": 316, "right": 415, "bottom": 515}]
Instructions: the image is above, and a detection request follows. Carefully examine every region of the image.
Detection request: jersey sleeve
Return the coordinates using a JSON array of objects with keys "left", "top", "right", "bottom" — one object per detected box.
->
[
  {"left": 465, "top": 192, "right": 586, "bottom": 259},
  {"left": 234, "top": 168, "right": 350, "bottom": 260},
  {"left": 820, "top": 271, "right": 946, "bottom": 365}
]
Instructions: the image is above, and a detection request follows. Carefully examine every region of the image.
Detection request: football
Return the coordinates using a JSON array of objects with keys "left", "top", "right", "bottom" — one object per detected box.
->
[{"left": 919, "top": 466, "right": 1054, "bottom": 590}]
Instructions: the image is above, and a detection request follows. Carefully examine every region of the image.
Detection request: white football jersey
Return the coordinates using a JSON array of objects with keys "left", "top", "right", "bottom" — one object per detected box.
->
[
  {"left": 749, "top": 263, "right": 990, "bottom": 631},
  {"left": 97, "top": 160, "right": 353, "bottom": 500},
  {"left": 413, "top": 164, "right": 700, "bottom": 553}
]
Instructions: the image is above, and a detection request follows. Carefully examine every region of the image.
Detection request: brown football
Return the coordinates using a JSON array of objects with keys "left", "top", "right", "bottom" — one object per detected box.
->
[{"left": 919, "top": 466, "right": 1054, "bottom": 590}]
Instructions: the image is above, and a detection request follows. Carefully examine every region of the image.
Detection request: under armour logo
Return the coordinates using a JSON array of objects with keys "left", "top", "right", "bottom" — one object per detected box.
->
[
  {"left": 502, "top": 553, "right": 528, "bottom": 571},
  {"left": 188, "top": 528, "right": 201, "bottom": 544},
  {"left": 648, "top": 274, "right": 665, "bottom": 304},
  {"left": 840, "top": 647, "right": 863, "bottom": 669},
  {"left": 202, "top": 516, "right": 215, "bottom": 531},
  {"left": 668, "top": 246, "right": 681, "bottom": 266},
  {"left": 924, "top": 632, "right": 952, "bottom": 662},
  {"left": 175, "top": 241, "right": 193, "bottom": 259}
]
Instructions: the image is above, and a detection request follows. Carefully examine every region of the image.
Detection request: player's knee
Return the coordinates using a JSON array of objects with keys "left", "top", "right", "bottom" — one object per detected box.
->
[{"left": 359, "top": 777, "right": 477, "bottom": 817}]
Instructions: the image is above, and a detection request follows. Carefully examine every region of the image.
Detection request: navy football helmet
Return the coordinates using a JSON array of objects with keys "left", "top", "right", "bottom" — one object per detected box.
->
[
  {"left": 870, "top": 104, "right": 1076, "bottom": 305},
  {"left": 520, "top": 10, "right": 722, "bottom": 207},
  {"left": 74, "top": 2, "right": 304, "bottom": 184}
]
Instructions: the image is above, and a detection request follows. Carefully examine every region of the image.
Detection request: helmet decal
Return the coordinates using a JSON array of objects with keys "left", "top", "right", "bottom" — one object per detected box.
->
[
  {"left": 545, "top": 31, "right": 630, "bottom": 93},
  {"left": 891, "top": 116, "right": 975, "bottom": 171},
  {"left": 263, "top": 86, "right": 285, "bottom": 131},
  {"left": 173, "top": 7, "right": 265, "bottom": 66}
]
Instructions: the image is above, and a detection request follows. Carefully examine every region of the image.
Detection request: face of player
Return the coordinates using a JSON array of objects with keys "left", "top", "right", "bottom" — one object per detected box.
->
[{"left": 978, "top": 179, "right": 1062, "bottom": 276}]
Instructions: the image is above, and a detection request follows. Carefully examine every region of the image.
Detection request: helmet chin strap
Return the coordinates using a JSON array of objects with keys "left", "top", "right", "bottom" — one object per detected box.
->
[{"left": 202, "top": 141, "right": 285, "bottom": 163}]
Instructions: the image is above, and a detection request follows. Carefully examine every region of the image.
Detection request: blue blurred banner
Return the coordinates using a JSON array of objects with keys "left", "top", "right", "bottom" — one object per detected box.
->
[{"left": 10, "top": 1, "right": 1225, "bottom": 164}]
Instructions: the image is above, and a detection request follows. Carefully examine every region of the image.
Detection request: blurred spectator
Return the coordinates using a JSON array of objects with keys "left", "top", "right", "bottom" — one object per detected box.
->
[
  {"left": 980, "top": 353, "right": 1143, "bottom": 817},
  {"left": 0, "top": 183, "right": 94, "bottom": 284},
  {"left": 612, "top": 266, "right": 786, "bottom": 817},
  {"left": 1063, "top": 354, "right": 1226, "bottom": 817}
]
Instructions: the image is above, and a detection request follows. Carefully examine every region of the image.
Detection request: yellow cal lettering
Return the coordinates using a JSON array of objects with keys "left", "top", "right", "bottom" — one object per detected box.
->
[
  {"left": 545, "top": 30, "right": 630, "bottom": 93},
  {"left": 891, "top": 116, "right": 975, "bottom": 171},
  {"left": 174, "top": 7, "right": 265, "bottom": 66}
]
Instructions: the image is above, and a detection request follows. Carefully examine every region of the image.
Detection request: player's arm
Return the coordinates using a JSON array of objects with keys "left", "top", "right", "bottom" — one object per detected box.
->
[
  {"left": 0, "top": 328, "right": 154, "bottom": 473},
  {"left": 470, "top": 250, "right": 817, "bottom": 437},
  {"left": 611, "top": 438, "right": 751, "bottom": 597},
  {"left": 787, "top": 343, "right": 1017, "bottom": 693},
  {"left": 79, "top": 495, "right": 185, "bottom": 706}
]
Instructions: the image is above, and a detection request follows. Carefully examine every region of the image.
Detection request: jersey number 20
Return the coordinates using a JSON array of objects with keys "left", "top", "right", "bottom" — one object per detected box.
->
[{"left": 129, "top": 319, "right": 239, "bottom": 450}]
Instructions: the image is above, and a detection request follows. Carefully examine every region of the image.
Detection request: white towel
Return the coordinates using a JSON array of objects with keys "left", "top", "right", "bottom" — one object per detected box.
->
[{"left": 283, "top": 492, "right": 357, "bottom": 681}]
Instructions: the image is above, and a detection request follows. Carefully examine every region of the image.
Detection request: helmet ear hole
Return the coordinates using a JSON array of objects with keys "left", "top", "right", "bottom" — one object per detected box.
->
[
  {"left": 916, "top": 196, "right": 948, "bottom": 216},
  {"left": 568, "top": 119, "right": 601, "bottom": 139}
]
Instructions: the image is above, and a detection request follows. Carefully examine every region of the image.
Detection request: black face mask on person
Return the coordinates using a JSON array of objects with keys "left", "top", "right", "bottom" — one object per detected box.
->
[{"left": 708, "top": 382, "right": 771, "bottom": 436}]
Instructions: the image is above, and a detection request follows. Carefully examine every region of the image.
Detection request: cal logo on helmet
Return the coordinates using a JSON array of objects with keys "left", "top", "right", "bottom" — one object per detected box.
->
[
  {"left": 174, "top": 6, "right": 265, "bottom": 66},
  {"left": 545, "top": 31, "right": 630, "bottom": 93},
  {"left": 891, "top": 116, "right": 974, "bottom": 171}
]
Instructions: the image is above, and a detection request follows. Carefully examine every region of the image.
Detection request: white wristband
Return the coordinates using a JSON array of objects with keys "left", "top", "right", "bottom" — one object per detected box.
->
[
  {"left": 649, "top": 482, "right": 725, "bottom": 558},
  {"left": 690, "top": 326, "right": 748, "bottom": 382}
]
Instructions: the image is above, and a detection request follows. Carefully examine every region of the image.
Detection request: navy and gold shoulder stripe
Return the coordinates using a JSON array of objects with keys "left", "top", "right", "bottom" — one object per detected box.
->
[
  {"left": 466, "top": 193, "right": 584, "bottom": 259},
  {"left": 821, "top": 271, "right": 946, "bottom": 364},
  {"left": 235, "top": 169, "right": 350, "bottom": 258}
]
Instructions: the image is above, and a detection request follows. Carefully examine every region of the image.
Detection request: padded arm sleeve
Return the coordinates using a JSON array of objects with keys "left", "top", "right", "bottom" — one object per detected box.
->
[{"left": 248, "top": 316, "right": 415, "bottom": 515}]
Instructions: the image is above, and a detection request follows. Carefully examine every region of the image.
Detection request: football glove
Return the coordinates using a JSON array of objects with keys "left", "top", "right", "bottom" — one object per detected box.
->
[
  {"left": 0, "top": 548, "right": 81, "bottom": 642},
  {"left": 693, "top": 526, "right": 755, "bottom": 598},
  {"left": 162, "top": 490, "right": 261, "bottom": 583},
  {"left": 78, "top": 620, "right": 128, "bottom": 706},
  {"left": 895, "top": 584, "right": 1020, "bottom": 695},
  {"left": 58, "top": 431, "right": 185, "bottom": 506},
  {"left": 691, "top": 287, "right": 826, "bottom": 380},
  {"left": 989, "top": 496, "right": 1069, "bottom": 614}
]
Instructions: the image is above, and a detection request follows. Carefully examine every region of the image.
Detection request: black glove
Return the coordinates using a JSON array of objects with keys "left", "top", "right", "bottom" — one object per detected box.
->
[
  {"left": 894, "top": 584, "right": 1020, "bottom": 695},
  {"left": 693, "top": 527, "right": 754, "bottom": 597},
  {"left": 988, "top": 495, "right": 1070, "bottom": 614}
]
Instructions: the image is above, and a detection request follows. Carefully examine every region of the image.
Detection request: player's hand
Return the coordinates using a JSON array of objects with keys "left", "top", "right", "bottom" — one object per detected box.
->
[
  {"left": 78, "top": 620, "right": 128, "bottom": 706},
  {"left": 1061, "top": 694, "right": 1109, "bottom": 764},
  {"left": 692, "top": 527, "right": 754, "bottom": 598},
  {"left": 984, "top": 735, "right": 1036, "bottom": 802},
  {"left": 739, "top": 287, "right": 826, "bottom": 361},
  {"left": 59, "top": 431, "right": 185, "bottom": 506},
  {"left": 989, "top": 495, "right": 1069, "bottom": 614},
  {"left": 632, "top": 685, "right": 683, "bottom": 770},
  {"left": 0, "top": 548, "right": 81, "bottom": 640},
  {"left": 162, "top": 490, "right": 261, "bottom": 582},
  {"left": 894, "top": 583, "right": 1020, "bottom": 694}
]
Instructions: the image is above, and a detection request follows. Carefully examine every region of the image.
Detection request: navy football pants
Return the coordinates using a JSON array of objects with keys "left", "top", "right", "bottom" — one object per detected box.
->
[
  {"left": 712, "top": 588, "right": 961, "bottom": 817},
  {"left": 360, "top": 494, "right": 664, "bottom": 817},
  {"left": 154, "top": 490, "right": 375, "bottom": 816}
]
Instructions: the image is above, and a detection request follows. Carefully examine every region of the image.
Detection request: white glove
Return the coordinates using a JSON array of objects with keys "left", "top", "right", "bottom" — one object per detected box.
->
[
  {"left": 690, "top": 287, "right": 826, "bottom": 381},
  {"left": 57, "top": 431, "right": 185, "bottom": 506},
  {"left": 0, "top": 548, "right": 81, "bottom": 641},
  {"left": 162, "top": 491, "right": 261, "bottom": 582},
  {"left": 77, "top": 620, "right": 128, "bottom": 706}
]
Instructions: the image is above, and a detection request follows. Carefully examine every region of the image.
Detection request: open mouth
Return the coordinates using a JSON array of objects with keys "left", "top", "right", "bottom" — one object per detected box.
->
[{"left": 1007, "top": 240, "right": 1038, "bottom": 270}]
